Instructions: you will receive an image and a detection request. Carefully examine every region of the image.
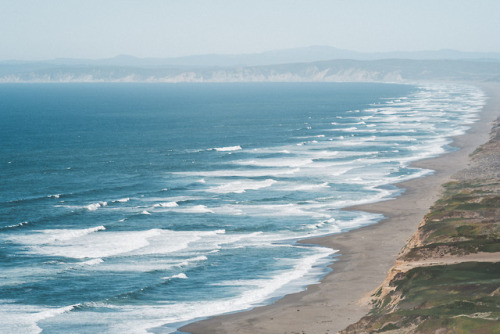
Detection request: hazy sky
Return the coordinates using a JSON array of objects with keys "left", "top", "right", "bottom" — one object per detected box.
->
[{"left": 1, "top": 0, "right": 499, "bottom": 60}]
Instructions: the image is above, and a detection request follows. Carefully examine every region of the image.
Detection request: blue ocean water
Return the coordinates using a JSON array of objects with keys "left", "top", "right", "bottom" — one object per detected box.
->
[{"left": 0, "top": 83, "right": 485, "bottom": 333}]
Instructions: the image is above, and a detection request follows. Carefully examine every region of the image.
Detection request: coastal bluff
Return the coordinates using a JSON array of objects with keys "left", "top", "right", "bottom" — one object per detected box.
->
[{"left": 341, "top": 118, "right": 500, "bottom": 333}]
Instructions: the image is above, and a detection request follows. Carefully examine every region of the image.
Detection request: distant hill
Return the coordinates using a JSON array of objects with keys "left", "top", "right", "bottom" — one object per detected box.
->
[
  {"left": 152, "top": 46, "right": 500, "bottom": 67},
  {"left": 3, "top": 46, "right": 500, "bottom": 68},
  {"left": 1, "top": 47, "right": 500, "bottom": 83}
]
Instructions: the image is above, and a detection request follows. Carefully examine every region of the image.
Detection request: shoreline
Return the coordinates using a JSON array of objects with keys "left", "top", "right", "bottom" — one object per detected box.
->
[{"left": 180, "top": 82, "right": 500, "bottom": 334}]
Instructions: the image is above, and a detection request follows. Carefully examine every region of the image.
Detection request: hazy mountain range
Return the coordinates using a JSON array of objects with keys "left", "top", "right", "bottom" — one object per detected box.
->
[{"left": 1, "top": 46, "right": 500, "bottom": 83}]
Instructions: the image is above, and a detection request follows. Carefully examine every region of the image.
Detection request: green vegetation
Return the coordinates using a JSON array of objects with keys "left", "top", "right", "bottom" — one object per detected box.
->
[
  {"left": 403, "top": 179, "right": 500, "bottom": 261},
  {"left": 343, "top": 263, "right": 500, "bottom": 333}
]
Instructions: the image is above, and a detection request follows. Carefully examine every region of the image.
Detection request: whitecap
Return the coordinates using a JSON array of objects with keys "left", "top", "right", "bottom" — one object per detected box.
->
[
  {"left": 213, "top": 145, "right": 242, "bottom": 152},
  {"left": 33, "top": 304, "right": 78, "bottom": 322},
  {"left": 206, "top": 179, "right": 277, "bottom": 194},
  {"left": 10, "top": 226, "right": 106, "bottom": 244},
  {"left": 4, "top": 221, "right": 29, "bottom": 229},
  {"left": 163, "top": 273, "right": 188, "bottom": 280},
  {"left": 114, "top": 198, "right": 130, "bottom": 203},
  {"left": 153, "top": 201, "right": 179, "bottom": 208},
  {"left": 338, "top": 126, "right": 358, "bottom": 132},
  {"left": 49, "top": 226, "right": 106, "bottom": 242},
  {"left": 86, "top": 201, "right": 107, "bottom": 211}
]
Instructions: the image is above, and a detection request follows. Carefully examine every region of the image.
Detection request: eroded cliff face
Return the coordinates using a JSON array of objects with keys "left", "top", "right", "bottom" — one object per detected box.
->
[
  {"left": 1, "top": 59, "right": 500, "bottom": 83},
  {"left": 340, "top": 120, "right": 500, "bottom": 334}
]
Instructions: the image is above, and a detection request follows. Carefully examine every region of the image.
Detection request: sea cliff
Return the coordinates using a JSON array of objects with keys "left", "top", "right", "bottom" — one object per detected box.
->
[{"left": 341, "top": 118, "right": 500, "bottom": 333}]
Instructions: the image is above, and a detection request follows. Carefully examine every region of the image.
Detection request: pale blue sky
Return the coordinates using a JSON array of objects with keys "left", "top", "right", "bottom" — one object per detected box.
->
[{"left": 1, "top": 0, "right": 499, "bottom": 60}]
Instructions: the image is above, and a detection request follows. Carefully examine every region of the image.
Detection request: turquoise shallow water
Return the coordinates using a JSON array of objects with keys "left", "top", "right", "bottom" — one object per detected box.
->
[{"left": 0, "top": 83, "right": 485, "bottom": 333}]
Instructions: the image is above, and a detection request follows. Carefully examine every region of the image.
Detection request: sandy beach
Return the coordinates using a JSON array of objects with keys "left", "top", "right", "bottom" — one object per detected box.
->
[{"left": 180, "top": 82, "right": 500, "bottom": 334}]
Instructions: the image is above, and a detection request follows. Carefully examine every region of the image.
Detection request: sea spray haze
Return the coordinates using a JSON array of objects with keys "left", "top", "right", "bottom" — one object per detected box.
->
[{"left": 0, "top": 83, "right": 485, "bottom": 333}]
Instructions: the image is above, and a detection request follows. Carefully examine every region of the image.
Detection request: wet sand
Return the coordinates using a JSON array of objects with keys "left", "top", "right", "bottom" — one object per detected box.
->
[{"left": 180, "top": 82, "right": 500, "bottom": 334}]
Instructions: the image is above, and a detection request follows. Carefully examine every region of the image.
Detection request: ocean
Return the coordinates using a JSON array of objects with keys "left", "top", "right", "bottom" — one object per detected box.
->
[{"left": 0, "top": 82, "right": 485, "bottom": 333}]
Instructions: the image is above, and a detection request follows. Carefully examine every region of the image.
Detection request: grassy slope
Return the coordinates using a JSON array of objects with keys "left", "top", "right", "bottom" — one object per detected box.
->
[{"left": 340, "top": 121, "right": 500, "bottom": 333}]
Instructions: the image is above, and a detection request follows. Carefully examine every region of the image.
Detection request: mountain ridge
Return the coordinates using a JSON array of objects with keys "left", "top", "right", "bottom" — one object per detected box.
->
[{"left": 3, "top": 46, "right": 500, "bottom": 68}]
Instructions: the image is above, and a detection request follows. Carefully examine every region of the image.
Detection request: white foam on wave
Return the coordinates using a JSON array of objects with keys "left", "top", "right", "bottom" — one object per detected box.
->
[
  {"left": 87, "top": 254, "right": 210, "bottom": 273},
  {"left": 132, "top": 230, "right": 223, "bottom": 257},
  {"left": 6, "top": 229, "right": 168, "bottom": 259},
  {"left": 50, "top": 226, "right": 106, "bottom": 242},
  {"left": 308, "top": 150, "right": 339, "bottom": 158},
  {"left": 86, "top": 201, "right": 108, "bottom": 211},
  {"left": 0, "top": 301, "right": 78, "bottom": 334},
  {"left": 153, "top": 201, "right": 179, "bottom": 208},
  {"left": 237, "top": 246, "right": 335, "bottom": 301},
  {"left": 176, "top": 255, "right": 209, "bottom": 267},
  {"left": 318, "top": 186, "right": 397, "bottom": 210},
  {"left": 0, "top": 302, "right": 45, "bottom": 333},
  {"left": 212, "top": 248, "right": 336, "bottom": 302},
  {"left": 210, "top": 279, "right": 266, "bottom": 287},
  {"left": 114, "top": 198, "right": 130, "bottom": 203},
  {"left": 140, "top": 196, "right": 204, "bottom": 203},
  {"left": 4, "top": 221, "right": 29, "bottom": 229},
  {"left": 337, "top": 126, "right": 358, "bottom": 132},
  {"left": 163, "top": 273, "right": 188, "bottom": 280},
  {"left": 302, "top": 218, "right": 340, "bottom": 232},
  {"left": 78, "top": 258, "right": 104, "bottom": 266},
  {"left": 6, "top": 226, "right": 106, "bottom": 245},
  {"left": 206, "top": 179, "right": 277, "bottom": 194},
  {"left": 34, "top": 304, "right": 78, "bottom": 327},
  {"left": 210, "top": 205, "right": 244, "bottom": 215},
  {"left": 173, "top": 167, "right": 301, "bottom": 178},
  {"left": 334, "top": 212, "right": 383, "bottom": 231},
  {"left": 295, "top": 134, "right": 326, "bottom": 140},
  {"left": 301, "top": 163, "right": 355, "bottom": 177},
  {"left": 169, "top": 205, "right": 215, "bottom": 214},
  {"left": 229, "top": 203, "right": 329, "bottom": 219},
  {"left": 47, "top": 247, "right": 335, "bottom": 334},
  {"left": 235, "top": 158, "right": 313, "bottom": 168},
  {"left": 275, "top": 181, "right": 329, "bottom": 192},
  {"left": 213, "top": 145, "right": 242, "bottom": 152}
]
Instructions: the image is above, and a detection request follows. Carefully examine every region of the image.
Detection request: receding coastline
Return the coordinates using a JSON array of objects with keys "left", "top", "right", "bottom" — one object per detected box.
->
[{"left": 179, "top": 83, "right": 500, "bottom": 334}]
